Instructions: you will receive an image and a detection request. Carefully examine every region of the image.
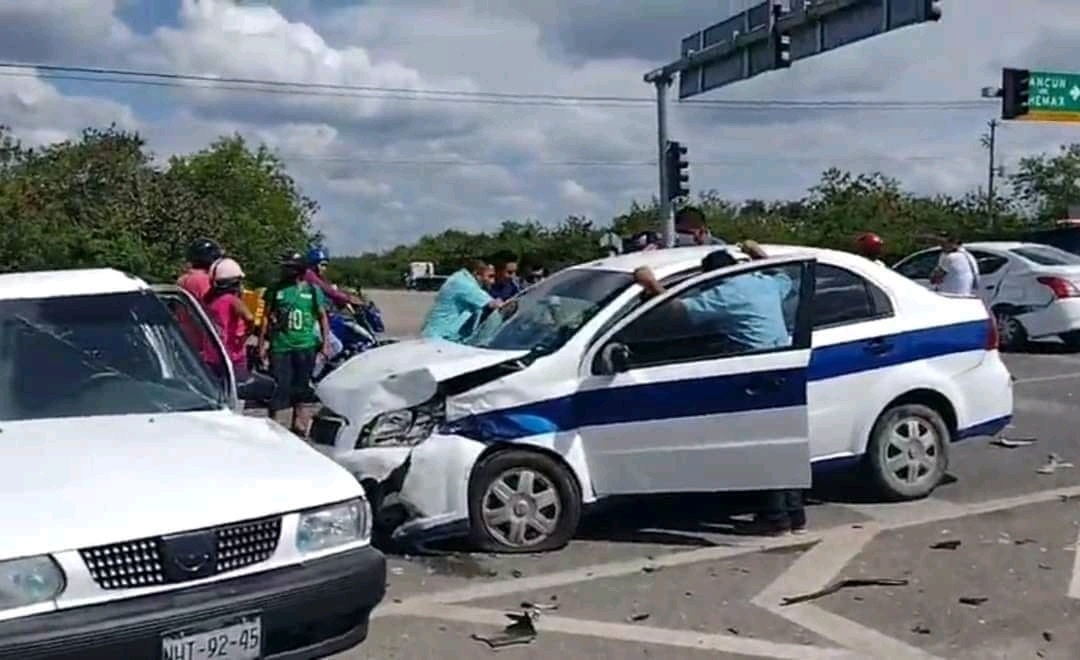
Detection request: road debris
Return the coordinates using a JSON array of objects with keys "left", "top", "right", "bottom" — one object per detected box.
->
[
  {"left": 1043, "top": 631, "right": 1053, "bottom": 642},
  {"left": 958, "top": 596, "right": 988, "bottom": 606},
  {"left": 471, "top": 612, "right": 537, "bottom": 649},
  {"left": 911, "top": 624, "right": 931, "bottom": 635},
  {"left": 930, "top": 539, "right": 962, "bottom": 550},
  {"left": 641, "top": 563, "right": 661, "bottom": 573},
  {"left": 520, "top": 600, "right": 558, "bottom": 612},
  {"left": 780, "top": 578, "right": 909, "bottom": 606},
  {"left": 990, "top": 436, "right": 1037, "bottom": 448},
  {"left": 627, "top": 612, "right": 651, "bottom": 622},
  {"left": 1037, "top": 454, "right": 1074, "bottom": 474}
]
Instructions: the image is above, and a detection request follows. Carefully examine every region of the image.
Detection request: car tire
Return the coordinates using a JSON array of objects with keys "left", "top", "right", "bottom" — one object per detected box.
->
[
  {"left": 468, "top": 449, "right": 582, "bottom": 554},
  {"left": 866, "top": 403, "right": 950, "bottom": 501},
  {"left": 993, "top": 307, "right": 1027, "bottom": 350},
  {"left": 1060, "top": 330, "right": 1080, "bottom": 349}
]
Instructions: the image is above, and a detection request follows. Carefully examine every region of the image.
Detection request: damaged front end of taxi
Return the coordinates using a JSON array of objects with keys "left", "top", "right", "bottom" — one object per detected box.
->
[{"left": 310, "top": 339, "right": 536, "bottom": 548}]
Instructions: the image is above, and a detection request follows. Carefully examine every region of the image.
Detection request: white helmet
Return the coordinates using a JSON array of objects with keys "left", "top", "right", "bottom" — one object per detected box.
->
[{"left": 210, "top": 257, "right": 244, "bottom": 281}]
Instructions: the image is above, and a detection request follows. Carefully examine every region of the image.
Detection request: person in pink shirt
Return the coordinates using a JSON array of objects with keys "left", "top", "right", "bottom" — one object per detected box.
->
[
  {"left": 203, "top": 257, "right": 255, "bottom": 381},
  {"left": 303, "top": 246, "right": 363, "bottom": 309},
  {"left": 177, "top": 238, "right": 223, "bottom": 303}
]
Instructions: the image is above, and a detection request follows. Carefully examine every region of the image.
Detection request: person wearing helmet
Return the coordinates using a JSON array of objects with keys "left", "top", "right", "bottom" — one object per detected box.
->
[
  {"left": 178, "top": 238, "right": 224, "bottom": 302},
  {"left": 204, "top": 258, "right": 256, "bottom": 383},
  {"left": 258, "top": 251, "right": 332, "bottom": 435},
  {"left": 303, "top": 246, "right": 363, "bottom": 309},
  {"left": 854, "top": 232, "right": 885, "bottom": 266}
]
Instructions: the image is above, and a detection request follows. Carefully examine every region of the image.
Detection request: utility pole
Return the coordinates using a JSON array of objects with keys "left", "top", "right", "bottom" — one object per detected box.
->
[
  {"left": 644, "top": 69, "right": 674, "bottom": 247},
  {"left": 987, "top": 118, "right": 997, "bottom": 228}
]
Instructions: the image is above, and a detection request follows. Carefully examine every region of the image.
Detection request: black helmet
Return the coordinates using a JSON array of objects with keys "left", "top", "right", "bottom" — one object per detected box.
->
[
  {"left": 280, "top": 250, "right": 305, "bottom": 267},
  {"left": 186, "top": 238, "right": 223, "bottom": 269}
]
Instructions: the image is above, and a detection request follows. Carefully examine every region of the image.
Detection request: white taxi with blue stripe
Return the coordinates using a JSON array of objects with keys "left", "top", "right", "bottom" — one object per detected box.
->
[{"left": 313, "top": 245, "right": 1014, "bottom": 553}]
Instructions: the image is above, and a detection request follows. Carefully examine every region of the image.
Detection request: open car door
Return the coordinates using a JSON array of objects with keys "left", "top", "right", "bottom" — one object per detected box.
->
[
  {"left": 152, "top": 284, "right": 238, "bottom": 407},
  {"left": 576, "top": 256, "right": 816, "bottom": 497}
]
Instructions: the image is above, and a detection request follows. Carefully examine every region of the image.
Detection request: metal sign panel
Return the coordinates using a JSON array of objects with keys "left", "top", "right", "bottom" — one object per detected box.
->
[
  {"left": 675, "top": 0, "right": 940, "bottom": 99},
  {"left": 1023, "top": 71, "right": 1080, "bottom": 122}
]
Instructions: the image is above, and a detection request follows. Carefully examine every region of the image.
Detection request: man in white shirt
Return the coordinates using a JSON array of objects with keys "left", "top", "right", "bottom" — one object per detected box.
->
[{"left": 930, "top": 234, "right": 979, "bottom": 296}]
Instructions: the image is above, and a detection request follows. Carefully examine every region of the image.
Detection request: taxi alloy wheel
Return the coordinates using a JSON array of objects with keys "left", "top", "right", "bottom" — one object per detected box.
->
[
  {"left": 867, "top": 403, "right": 949, "bottom": 500},
  {"left": 468, "top": 449, "right": 582, "bottom": 553}
]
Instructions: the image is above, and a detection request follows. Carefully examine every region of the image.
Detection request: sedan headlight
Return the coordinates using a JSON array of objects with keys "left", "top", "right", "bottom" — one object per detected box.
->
[
  {"left": 358, "top": 401, "right": 442, "bottom": 448},
  {"left": 0, "top": 556, "right": 65, "bottom": 610},
  {"left": 296, "top": 499, "right": 370, "bottom": 554}
]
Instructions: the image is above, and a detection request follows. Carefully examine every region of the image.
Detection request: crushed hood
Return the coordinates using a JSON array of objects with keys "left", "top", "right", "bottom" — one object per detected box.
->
[
  {"left": 315, "top": 338, "right": 529, "bottom": 427},
  {"left": 0, "top": 411, "right": 363, "bottom": 559}
]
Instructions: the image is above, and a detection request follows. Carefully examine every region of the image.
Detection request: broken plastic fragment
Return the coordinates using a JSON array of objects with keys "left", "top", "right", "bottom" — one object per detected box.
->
[
  {"left": 959, "top": 596, "right": 988, "bottom": 606},
  {"left": 990, "top": 436, "right": 1037, "bottom": 448},
  {"left": 930, "top": 539, "right": 961, "bottom": 550},
  {"left": 471, "top": 612, "right": 537, "bottom": 649},
  {"left": 1037, "top": 454, "right": 1074, "bottom": 474},
  {"left": 780, "top": 578, "right": 909, "bottom": 606}
]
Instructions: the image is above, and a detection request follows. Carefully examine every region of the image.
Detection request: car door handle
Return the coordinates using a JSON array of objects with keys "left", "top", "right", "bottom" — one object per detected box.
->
[
  {"left": 744, "top": 376, "right": 786, "bottom": 397},
  {"left": 864, "top": 338, "right": 894, "bottom": 355}
]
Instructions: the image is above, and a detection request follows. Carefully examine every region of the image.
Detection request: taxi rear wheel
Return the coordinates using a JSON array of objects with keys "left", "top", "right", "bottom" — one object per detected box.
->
[
  {"left": 866, "top": 403, "right": 950, "bottom": 500},
  {"left": 468, "top": 450, "right": 582, "bottom": 553}
]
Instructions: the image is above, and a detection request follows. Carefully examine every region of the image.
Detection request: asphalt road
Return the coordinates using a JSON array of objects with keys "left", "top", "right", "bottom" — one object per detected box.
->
[{"left": 326, "top": 343, "right": 1080, "bottom": 659}]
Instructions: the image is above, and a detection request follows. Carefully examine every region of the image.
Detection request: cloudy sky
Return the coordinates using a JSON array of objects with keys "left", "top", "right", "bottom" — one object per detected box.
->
[{"left": 1, "top": 0, "right": 1079, "bottom": 253}]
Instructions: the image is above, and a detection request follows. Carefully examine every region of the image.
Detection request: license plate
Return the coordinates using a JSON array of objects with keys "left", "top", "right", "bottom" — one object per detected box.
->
[{"left": 161, "top": 615, "right": 262, "bottom": 660}]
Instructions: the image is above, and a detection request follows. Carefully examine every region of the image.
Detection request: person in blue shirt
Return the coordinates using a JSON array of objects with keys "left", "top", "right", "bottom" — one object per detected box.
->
[
  {"left": 489, "top": 251, "right": 522, "bottom": 301},
  {"left": 634, "top": 240, "right": 790, "bottom": 352},
  {"left": 421, "top": 259, "right": 503, "bottom": 341}
]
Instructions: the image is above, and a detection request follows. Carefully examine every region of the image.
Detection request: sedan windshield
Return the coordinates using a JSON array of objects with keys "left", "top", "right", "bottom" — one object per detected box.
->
[
  {"left": 1011, "top": 245, "right": 1080, "bottom": 266},
  {"left": 0, "top": 291, "right": 223, "bottom": 421},
  {"left": 465, "top": 268, "right": 634, "bottom": 353}
]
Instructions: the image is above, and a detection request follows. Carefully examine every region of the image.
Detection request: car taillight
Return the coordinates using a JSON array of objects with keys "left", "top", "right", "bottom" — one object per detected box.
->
[
  {"left": 1037, "top": 276, "right": 1080, "bottom": 298},
  {"left": 986, "top": 315, "right": 999, "bottom": 350}
]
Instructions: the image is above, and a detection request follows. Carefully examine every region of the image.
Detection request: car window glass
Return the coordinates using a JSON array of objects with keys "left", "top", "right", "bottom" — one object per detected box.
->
[
  {"left": 967, "top": 250, "right": 1008, "bottom": 275},
  {"left": 812, "top": 265, "right": 892, "bottom": 328},
  {"left": 610, "top": 263, "right": 804, "bottom": 369},
  {"left": 1010, "top": 245, "right": 1080, "bottom": 266},
  {"left": 895, "top": 250, "right": 940, "bottom": 279}
]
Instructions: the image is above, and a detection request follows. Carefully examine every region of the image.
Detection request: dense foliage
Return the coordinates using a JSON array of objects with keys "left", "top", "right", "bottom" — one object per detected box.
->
[
  {"left": 4, "top": 123, "right": 1080, "bottom": 290},
  {"left": 0, "top": 125, "right": 316, "bottom": 285}
]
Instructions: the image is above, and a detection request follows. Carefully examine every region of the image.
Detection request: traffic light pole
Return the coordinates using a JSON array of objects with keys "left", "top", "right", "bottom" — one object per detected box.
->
[{"left": 650, "top": 74, "right": 675, "bottom": 247}]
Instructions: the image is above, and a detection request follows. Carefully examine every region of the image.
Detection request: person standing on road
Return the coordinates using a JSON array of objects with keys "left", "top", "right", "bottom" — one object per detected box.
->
[
  {"left": 489, "top": 251, "right": 522, "bottom": 301},
  {"left": 204, "top": 258, "right": 256, "bottom": 383},
  {"left": 258, "top": 251, "right": 332, "bottom": 436},
  {"left": 855, "top": 232, "right": 886, "bottom": 266},
  {"left": 421, "top": 259, "right": 502, "bottom": 342},
  {"left": 930, "top": 233, "right": 980, "bottom": 296},
  {"left": 178, "top": 238, "right": 223, "bottom": 303},
  {"left": 674, "top": 206, "right": 726, "bottom": 246}
]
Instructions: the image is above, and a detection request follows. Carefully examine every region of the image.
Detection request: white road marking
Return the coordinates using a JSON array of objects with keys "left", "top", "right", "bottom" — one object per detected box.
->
[
  {"left": 1012, "top": 397, "right": 1080, "bottom": 416},
  {"left": 405, "top": 603, "right": 866, "bottom": 659},
  {"left": 752, "top": 526, "right": 942, "bottom": 659},
  {"left": 1069, "top": 526, "right": 1080, "bottom": 600},
  {"left": 1013, "top": 371, "right": 1080, "bottom": 385},
  {"left": 834, "top": 498, "right": 968, "bottom": 527}
]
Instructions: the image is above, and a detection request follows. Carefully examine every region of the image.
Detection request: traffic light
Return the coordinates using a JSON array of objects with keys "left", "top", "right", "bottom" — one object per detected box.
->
[
  {"left": 773, "top": 31, "right": 791, "bottom": 69},
  {"left": 1002, "top": 68, "right": 1030, "bottom": 120},
  {"left": 924, "top": 0, "right": 942, "bottom": 21},
  {"left": 664, "top": 140, "right": 689, "bottom": 201}
]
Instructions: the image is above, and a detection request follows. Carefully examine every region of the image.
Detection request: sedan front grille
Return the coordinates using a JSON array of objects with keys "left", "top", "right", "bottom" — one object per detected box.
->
[{"left": 80, "top": 516, "right": 282, "bottom": 590}]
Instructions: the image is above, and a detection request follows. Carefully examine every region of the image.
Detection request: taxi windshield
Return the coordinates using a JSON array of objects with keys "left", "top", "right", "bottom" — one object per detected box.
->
[
  {"left": 465, "top": 268, "right": 633, "bottom": 353},
  {"left": 0, "top": 291, "right": 223, "bottom": 421}
]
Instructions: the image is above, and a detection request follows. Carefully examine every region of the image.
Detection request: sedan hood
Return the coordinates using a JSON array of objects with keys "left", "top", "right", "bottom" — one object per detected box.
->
[
  {"left": 0, "top": 411, "right": 363, "bottom": 559},
  {"left": 315, "top": 338, "right": 529, "bottom": 427}
]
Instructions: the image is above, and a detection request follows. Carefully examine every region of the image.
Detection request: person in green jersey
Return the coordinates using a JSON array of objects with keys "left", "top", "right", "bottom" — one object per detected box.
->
[{"left": 258, "top": 250, "right": 332, "bottom": 435}]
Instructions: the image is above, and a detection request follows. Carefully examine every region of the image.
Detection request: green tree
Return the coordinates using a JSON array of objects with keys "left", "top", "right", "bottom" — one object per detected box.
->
[{"left": 1009, "top": 143, "right": 1080, "bottom": 223}]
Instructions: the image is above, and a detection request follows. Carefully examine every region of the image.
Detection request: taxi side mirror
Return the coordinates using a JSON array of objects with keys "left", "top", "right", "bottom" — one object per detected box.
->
[{"left": 596, "top": 342, "right": 631, "bottom": 375}]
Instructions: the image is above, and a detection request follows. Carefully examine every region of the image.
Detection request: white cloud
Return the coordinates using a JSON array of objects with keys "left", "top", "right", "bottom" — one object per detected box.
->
[{"left": 0, "top": 0, "right": 1079, "bottom": 254}]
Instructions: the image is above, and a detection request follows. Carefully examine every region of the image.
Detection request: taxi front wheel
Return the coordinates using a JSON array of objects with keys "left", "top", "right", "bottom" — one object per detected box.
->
[
  {"left": 468, "top": 450, "right": 582, "bottom": 553},
  {"left": 866, "top": 403, "right": 950, "bottom": 501}
]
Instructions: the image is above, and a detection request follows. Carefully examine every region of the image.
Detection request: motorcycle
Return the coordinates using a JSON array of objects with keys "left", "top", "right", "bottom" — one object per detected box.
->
[{"left": 312, "top": 300, "right": 397, "bottom": 382}]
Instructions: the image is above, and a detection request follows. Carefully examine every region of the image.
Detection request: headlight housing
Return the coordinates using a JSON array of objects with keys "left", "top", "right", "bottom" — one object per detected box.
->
[
  {"left": 357, "top": 399, "right": 443, "bottom": 448},
  {"left": 0, "top": 556, "right": 65, "bottom": 611},
  {"left": 296, "top": 498, "right": 370, "bottom": 554}
]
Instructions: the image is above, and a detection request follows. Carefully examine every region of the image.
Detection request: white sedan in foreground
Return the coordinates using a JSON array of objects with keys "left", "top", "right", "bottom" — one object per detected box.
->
[
  {"left": 894, "top": 241, "right": 1080, "bottom": 349},
  {"left": 313, "top": 245, "right": 1013, "bottom": 553}
]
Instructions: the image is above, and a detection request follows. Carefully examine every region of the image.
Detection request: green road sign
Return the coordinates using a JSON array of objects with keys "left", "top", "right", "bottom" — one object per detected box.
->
[{"left": 1028, "top": 71, "right": 1080, "bottom": 121}]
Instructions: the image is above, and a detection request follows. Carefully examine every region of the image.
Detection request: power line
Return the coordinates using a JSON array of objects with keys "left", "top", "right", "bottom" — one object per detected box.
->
[
  {"left": 0, "top": 62, "right": 995, "bottom": 111},
  {"left": 274, "top": 155, "right": 976, "bottom": 166}
]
